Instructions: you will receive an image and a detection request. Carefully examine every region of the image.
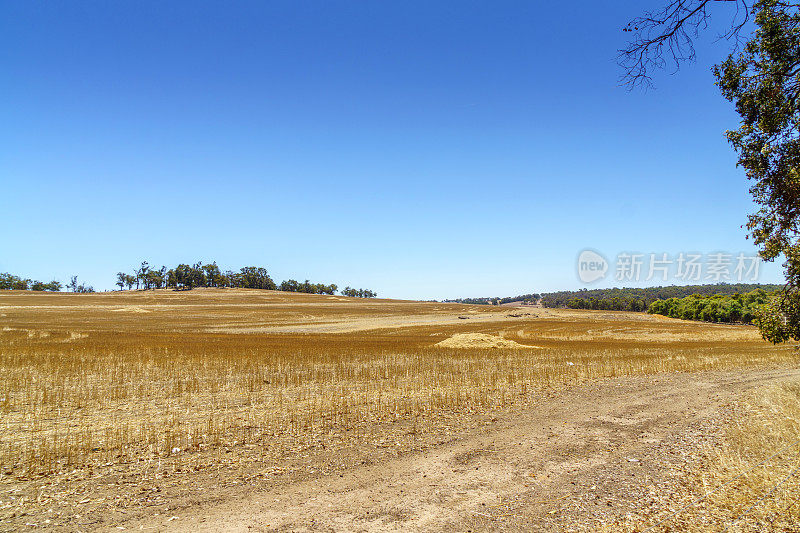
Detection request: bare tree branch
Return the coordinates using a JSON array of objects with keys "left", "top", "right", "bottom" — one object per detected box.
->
[{"left": 619, "top": 0, "right": 752, "bottom": 89}]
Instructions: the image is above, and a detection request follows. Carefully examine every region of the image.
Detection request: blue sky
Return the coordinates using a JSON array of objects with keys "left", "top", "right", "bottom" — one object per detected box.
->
[{"left": 0, "top": 1, "right": 784, "bottom": 299}]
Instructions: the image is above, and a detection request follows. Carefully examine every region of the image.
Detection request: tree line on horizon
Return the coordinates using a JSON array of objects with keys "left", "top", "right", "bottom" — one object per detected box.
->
[
  {"left": 539, "top": 283, "right": 783, "bottom": 312},
  {"left": 115, "top": 261, "right": 377, "bottom": 297},
  {"left": 443, "top": 293, "right": 541, "bottom": 306},
  {"left": 0, "top": 273, "right": 94, "bottom": 293},
  {"left": 447, "top": 283, "right": 783, "bottom": 326},
  {"left": 0, "top": 262, "right": 377, "bottom": 298}
]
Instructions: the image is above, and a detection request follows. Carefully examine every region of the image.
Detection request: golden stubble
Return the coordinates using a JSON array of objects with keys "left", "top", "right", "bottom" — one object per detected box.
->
[{"left": 0, "top": 289, "right": 794, "bottom": 499}]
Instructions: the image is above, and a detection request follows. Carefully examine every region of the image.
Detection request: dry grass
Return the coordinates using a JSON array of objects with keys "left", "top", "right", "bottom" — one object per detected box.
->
[
  {"left": 0, "top": 288, "right": 795, "bottom": 529},
  {"left": 611, "top": 379, "right": 800, "bottom": 532},
  {"left": 701, "top": 381, "right": 800, "bottom": 531}
]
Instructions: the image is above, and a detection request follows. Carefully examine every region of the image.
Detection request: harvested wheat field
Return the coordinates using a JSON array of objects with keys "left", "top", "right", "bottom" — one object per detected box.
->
[{"left": 0, "top": 288, "right": 798, "bottom": 531}]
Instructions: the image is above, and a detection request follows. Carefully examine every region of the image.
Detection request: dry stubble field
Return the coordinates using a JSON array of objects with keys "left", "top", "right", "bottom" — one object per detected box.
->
[{"left": 0, "top": 288, "right": 798, "bottom": 531}]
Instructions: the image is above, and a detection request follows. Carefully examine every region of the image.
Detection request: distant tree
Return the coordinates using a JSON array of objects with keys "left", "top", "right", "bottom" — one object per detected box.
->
[
  {"left": 134, "top": 262, "right": 150, "bottom": 290},
  {"left": 116, "top": 272, "right": 127, "bottom": 291},
  {"left": 280, "top": 279, "right": 299, "bottom": 292},
  {"left": 202, "top": 262, "right": 222, "bottom": 287},
  {"left": 341, "top": 286, "right": 376, "bottom": 298},
  {"left": 239, "top": 267, "right": 276, "bottom": 290},
  {"left": 43, "top": 280, "right": 62, "bottom": 292},
  {"left": 223, "top": 269, "right": 242, "bottom": 288},
  {"left": 175, "top": 264, "right": 193, "bottom": 289},
  {"left": 190, "top": 262, "right": 206, "bottom": 288},
  {"left": 0, "top": 273, "right": 62, "bottom": 291},
  {"left": 0, "top": 273, "right": 29, "bottom": 290},
  {"left": 67, "top": 275, "right": 93, "bottom": 293},
  {"left": 278, "top": 279, "right": 338, "bottom": 294},
  {"left": 144, "top": 267, "right": 165, "bottom": 289},
  {"left": 166, "top": 269, "right": 177, "bottom": 289},
  {"left": 67, "top": 276, "right": 79, "bottom": 292},
  {"left": 77, "top": 283, "right": 94, "bottom": 293}
]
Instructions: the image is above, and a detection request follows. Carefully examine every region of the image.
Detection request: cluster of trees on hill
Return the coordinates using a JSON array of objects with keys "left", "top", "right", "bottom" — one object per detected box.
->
[
  {"left": 0, "top": 273, "right": 62, "bottom": 292},
  {"left": 0, "top": 263, "right": 377, "bottom": 298},
  {"left": 444, "top": 293, "right": 540, "bottom": 306},
  {"left": 540, "top": 284, "right": 782, "bottom": 312},
  {"left": 647, "top": 290, "right": 772, "bottom": 324},
  {"left": 115, "top": 261, "right": 376, "bottom": 297},
  {"left": 278, "top": 279, "right": 338, "bottom": 295},
  {"left": 341, "top": 287, "right": 377, "bottom": 298},
  {"left": 0, "top": 273, "right": 94, "bottom": 293}
]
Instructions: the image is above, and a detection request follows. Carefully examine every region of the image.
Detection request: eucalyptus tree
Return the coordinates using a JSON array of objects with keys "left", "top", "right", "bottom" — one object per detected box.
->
[{"left": 621, "top": 0, "right": 800, "bottom": 342}]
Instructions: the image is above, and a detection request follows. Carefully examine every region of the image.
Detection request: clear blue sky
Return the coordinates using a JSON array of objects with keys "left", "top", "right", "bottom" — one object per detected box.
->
[{"left": 0, "top": 1, "right": 784, "bottom": 299}]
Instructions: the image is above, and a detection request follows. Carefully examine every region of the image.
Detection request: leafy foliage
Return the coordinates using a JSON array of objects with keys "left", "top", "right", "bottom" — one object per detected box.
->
[
  {"left": 713, "top": 0, "right": 800, "bottom": 342},
  {"left": 753, "top": 288, "right": 800, "bottom": 341},
  {"left": 647, "top": 289, "right": 772, "bottom": 323}
]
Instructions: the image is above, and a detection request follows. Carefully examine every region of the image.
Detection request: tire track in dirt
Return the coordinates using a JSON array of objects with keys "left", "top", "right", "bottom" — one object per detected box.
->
[{"left": 135, "top": 368, "right": 800, "bottom": 532}]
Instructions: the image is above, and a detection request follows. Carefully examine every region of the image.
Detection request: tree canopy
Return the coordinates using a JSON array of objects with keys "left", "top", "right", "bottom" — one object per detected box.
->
[
  {"left": 647, "top": 289, "right": 771, "bottom": 323},
  {"left": 715, "top": 1, "right": 800, "bottom": 342},
  {"left": 622, "top": 0, "right": 800, "bottom": 343}
]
